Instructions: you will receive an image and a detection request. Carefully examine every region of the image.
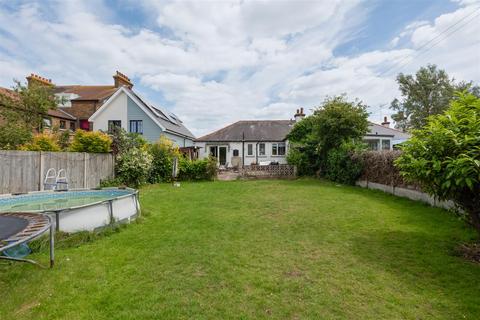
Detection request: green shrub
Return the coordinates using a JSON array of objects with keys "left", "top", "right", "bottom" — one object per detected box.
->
[
  {"left": 20, "top": 133, "right": 61, "bottom": 151},
  {"left": 286, "top": 147, "right": 315, "bottom": 176},
  {"left": 69, "top": 130, "right": 111, "bottom": 153},
  {"left": 115, "top": 147, "right": 153, "bottom": 187},
  {"left": 57, "top": 130, "right": 71, "bottom": 150},
  {"left": 110, "top": 127, "right": 147, "bottom": 155},
  {"left": 178, "top": 156, "right": 217, "bottom": 181},
  {"left": 148, "top": 136, "right": 180, "bottom": 183},
  {"left": 395, "top": 92, "right": 480, "bottom": 236},
  {"left": 324, "top": 142, "right": 365, "bottom": 185},
  {"left": 99, "top": 177, "right": 125, "bottom": 188},
  {"left": 0, "top": 122, "right": 32, "bottom": 150}
]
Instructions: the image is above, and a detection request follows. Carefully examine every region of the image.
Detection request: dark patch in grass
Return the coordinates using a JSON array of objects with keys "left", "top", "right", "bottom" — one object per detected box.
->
[{"left": 455, "top": 243, "right": 480, "bottom": 264}]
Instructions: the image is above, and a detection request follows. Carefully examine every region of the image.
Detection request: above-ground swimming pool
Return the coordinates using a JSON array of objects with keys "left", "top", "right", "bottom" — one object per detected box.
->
[{"left": 0, "top": 188, "right": 140, "bottom": 233}]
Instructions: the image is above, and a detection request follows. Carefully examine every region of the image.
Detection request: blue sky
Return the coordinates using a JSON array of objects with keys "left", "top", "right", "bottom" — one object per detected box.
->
[{"left": 0, "top": 0, "right": 479, "bottom": 135}]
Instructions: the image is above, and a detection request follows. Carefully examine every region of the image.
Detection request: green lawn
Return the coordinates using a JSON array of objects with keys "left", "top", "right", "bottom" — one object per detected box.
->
[{"left": 1, "top": 179, "right": 479, "bottom": 319}]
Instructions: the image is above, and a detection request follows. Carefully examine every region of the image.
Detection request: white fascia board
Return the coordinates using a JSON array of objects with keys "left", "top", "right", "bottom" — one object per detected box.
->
[{"left": 88, "top": 86, "right": 166, "bottom": 132}]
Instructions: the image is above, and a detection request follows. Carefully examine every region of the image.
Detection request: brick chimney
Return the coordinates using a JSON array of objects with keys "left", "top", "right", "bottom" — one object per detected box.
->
[
  {"left": 113, "top": 71, "right": 133, "bottom": 89},
  {"left": 26, "top": 73, "right": 54, "bottom": 87},
  {"left": 294, "top": 107, "right": 305, "bottom": 122},
  {"left": 381, "top": 116, "right": 390, "bottom": 128}
]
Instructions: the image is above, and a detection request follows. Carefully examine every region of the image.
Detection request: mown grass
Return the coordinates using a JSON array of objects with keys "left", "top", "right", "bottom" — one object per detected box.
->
[{"left": 0, "top": 179, "right": 479, "bottom": 319}]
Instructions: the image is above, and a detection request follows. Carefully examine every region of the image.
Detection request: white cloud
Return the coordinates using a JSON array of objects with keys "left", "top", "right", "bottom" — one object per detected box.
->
[{"left": 0, "top": 0, "right": 478, "bottom": 135}]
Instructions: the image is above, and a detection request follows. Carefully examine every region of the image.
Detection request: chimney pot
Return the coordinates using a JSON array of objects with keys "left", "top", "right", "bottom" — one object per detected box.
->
[
  {"left": 381, "top": 116, "right": 390, "bottom": 128},
  {"left": 113, "top": 70, "right": 133, "bottom": 88}
]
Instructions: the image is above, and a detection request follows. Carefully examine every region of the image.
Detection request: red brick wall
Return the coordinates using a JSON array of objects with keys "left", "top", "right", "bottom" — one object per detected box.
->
[{"left": 60, "top": 100, "right": 99, "bottom": 120}]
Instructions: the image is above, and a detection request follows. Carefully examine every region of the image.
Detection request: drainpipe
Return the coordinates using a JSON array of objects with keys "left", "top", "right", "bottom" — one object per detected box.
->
[
  {"left": 242, "top": 132, "right": 245, "bottom": 169},
  {"left": 255, "top": 142, "right": 259, "bottom": 164}
]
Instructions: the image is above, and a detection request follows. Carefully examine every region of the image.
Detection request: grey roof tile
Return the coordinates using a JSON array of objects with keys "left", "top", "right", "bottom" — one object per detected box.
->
[{"left": 196, "top": 120, "right": 294, "bottom": 142}]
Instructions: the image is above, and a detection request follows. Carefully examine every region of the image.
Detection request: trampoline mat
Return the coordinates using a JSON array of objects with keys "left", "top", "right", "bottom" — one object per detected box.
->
[{"left": 0, "top": 216, "right": 29, "bottom": 240}]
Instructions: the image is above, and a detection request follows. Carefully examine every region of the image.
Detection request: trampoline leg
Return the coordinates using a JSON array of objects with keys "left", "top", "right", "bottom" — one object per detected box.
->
[
  {"left": 49, "top": 221, "right": 55, "bottom": 268},
  {"left": 0, "top": 256, "right": 48, "bottom": 269}
]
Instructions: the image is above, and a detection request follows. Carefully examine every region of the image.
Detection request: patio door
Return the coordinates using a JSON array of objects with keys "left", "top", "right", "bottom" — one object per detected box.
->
[
  {"left": 209, "top": 146, "right": 218, "bottom": 158},
  {"left": 219, "top": 146, "right": 227, "bottom": 166}
]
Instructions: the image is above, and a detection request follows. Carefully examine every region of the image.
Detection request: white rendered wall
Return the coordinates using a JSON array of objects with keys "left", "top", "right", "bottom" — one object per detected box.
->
[
  {"left": 91, "top": 92, "right": 128, "bottom": 131},
  {"left": 196, "top": 141, "right": 288, "bottom": 166}
]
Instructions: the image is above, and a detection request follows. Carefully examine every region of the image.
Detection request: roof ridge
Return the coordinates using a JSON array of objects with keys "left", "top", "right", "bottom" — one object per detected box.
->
[
  {"left": 196, "top": 121, "right": 241, "bottom": 141},
  {"left": 369, "top": 121, "right": 410, "bottom": 134}
]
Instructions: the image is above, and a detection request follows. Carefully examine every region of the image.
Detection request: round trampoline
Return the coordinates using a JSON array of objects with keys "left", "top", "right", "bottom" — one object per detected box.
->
[{"left": 0, "top": 212, "right": 54, "bottom": 268}]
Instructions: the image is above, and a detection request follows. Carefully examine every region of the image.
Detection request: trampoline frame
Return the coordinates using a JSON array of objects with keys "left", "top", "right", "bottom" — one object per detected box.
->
[{"left": 0, "top": 212, "right": 54, "bottom": 268}]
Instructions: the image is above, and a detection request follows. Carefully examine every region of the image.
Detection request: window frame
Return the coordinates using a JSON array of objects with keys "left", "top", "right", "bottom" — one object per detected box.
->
[
  {"left": 381, "top": 139, "right": 391, "bottom": 150},
  {"left": 70, "top": 121, "right": 76, "bottom": 131},
  {"left": 277, "top": 142, "right": 286, "bottom": 156},
  {"left": 129, "top": 120, "right": 143, "bottom": 134},
  {"left": 108, "top": 120, "right": 121, "bottom": 133},
  {"left": 59, "top": 120, "right": 66, "bottom": 129},
  {"left": 259, "top": 143, "right": 266, "bottom": 156},
  {"left": 247, "top": 144, "right": 253, "bottom": 156}
]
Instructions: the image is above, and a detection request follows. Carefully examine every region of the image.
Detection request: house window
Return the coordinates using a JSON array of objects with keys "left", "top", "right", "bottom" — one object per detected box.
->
[
  {"left": 365, "top": 140, "right": 379, "bottom": 151},
  {"left": 70, "top": 121, "right": 76, "bottom": 131},
  {"left": 278, "top": 142, "right": 286, "bottom": 155},
  {"left": 108, "top": 120, "right": 121, "bottom": 133},
  {"left": 247, "top": 144, "right": 253, "bottom": 156},
  {"left": 271, "top": 142, "right": 286, "bottom": 156},
  {"left": 382, "top": 139, "right": 391, "bottom": 150},
  {"left": 259, "top": 143, "right": 266, "bottom": 156},
  {"left": 129, "top": 120, "right": 143, "bottom": 134},
  {"left": 42, "top": 117, "right": 52, "bottom": 128},
  {"left": 233, "top": 149, "right": 239, "bottom": 157},
  {"left": 209, "top": 146, "right": 218, "bottom": 158},
  {"left": 59, "top": 120, "right": 66, "bottom": 129}
]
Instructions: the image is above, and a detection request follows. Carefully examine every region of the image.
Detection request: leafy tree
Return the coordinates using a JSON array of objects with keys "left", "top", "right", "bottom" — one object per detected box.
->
[
  {"left": 286, "top": 116, "right": 319, "bottom": 176},
  {"left": 287, "top": 95, "right": 369, "bottom": 175},
  {"left": 312, "top": 95, "right": 369, "bottom": 159},
  {"left": 0, "top": 80, "right": 60, "bottom": 149},
  {"left": 0, "top": 122, "right": 32, "bottom": 149},
  {"left": 395, "top": 93, "right": 480, "bottom": 236},
  {"left": 0, "top": 80, "right": 59, "bottom": 129},
  {"left": 390, "top": 64, "right": 479, "bottom": 131}
]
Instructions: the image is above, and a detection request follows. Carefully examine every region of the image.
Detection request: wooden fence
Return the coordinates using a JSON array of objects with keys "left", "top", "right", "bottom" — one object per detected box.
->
[
  {"left": 242, "top": 164, "right": 297, "bottom": 179},
  {"left": 0, "top": 150, "right": 115, "bottom": 194}
]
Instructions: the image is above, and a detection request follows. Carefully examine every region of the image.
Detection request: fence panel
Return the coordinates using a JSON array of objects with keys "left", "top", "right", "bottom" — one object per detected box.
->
[
  {"left": 242, "top": 164, "right": 296, "bottom": 179},
  {"left": 0, "top": 150, "right": 114, "bottom": 194}
]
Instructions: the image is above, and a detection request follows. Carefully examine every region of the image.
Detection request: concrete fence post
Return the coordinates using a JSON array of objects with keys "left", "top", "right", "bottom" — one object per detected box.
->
[
  {"left": 83, "top": 152, "right": 88, "bottom": 188},
  {"left": 39, "top": 151, "right": 44, "bottom": 191}
]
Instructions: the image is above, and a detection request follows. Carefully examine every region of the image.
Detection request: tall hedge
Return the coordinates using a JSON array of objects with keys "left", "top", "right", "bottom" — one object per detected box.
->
[{"left": 355, "top": 150, "right": 417, "bottom": 188}]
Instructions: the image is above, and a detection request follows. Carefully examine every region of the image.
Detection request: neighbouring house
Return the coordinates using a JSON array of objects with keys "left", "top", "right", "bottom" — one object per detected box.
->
[
  {"left": 88, "top": 84, "right": 195, "bottom": 146},
  {"left": 26, "top": 71, "right": 195, "bottom": 146},
  {"left": 363, "top": 117, "right": 411, "bottom": 151},
  {"left": 195, "top": 109, "right": 305, "bottom": 167},
  {"left": 196, "top": 109, "right": 411, "bottom": 168},
  {"left": 0, "top": 85, "right": 77, "bottom": 133}
]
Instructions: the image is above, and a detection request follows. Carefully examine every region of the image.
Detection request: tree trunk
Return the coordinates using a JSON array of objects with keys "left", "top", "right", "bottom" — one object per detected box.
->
[
  {"left": 458, "top": 194, "right": 480, "bottom": 239},
  {"left": 469, "top": 208, "right": 480, "bottom": 239}
]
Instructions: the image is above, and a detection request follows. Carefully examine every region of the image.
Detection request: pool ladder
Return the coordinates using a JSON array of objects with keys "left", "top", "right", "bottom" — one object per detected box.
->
[{"left": 44, "top": 168, "right": 69, "bottom": 191}]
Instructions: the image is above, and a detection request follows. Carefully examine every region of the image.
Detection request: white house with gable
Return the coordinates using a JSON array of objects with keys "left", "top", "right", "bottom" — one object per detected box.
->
[
  {"left": 196, "top": 109, "right": 410, "bottom": 168},
  {"left": 89, "top": 86, "right": 195, "bottom": 147}
]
